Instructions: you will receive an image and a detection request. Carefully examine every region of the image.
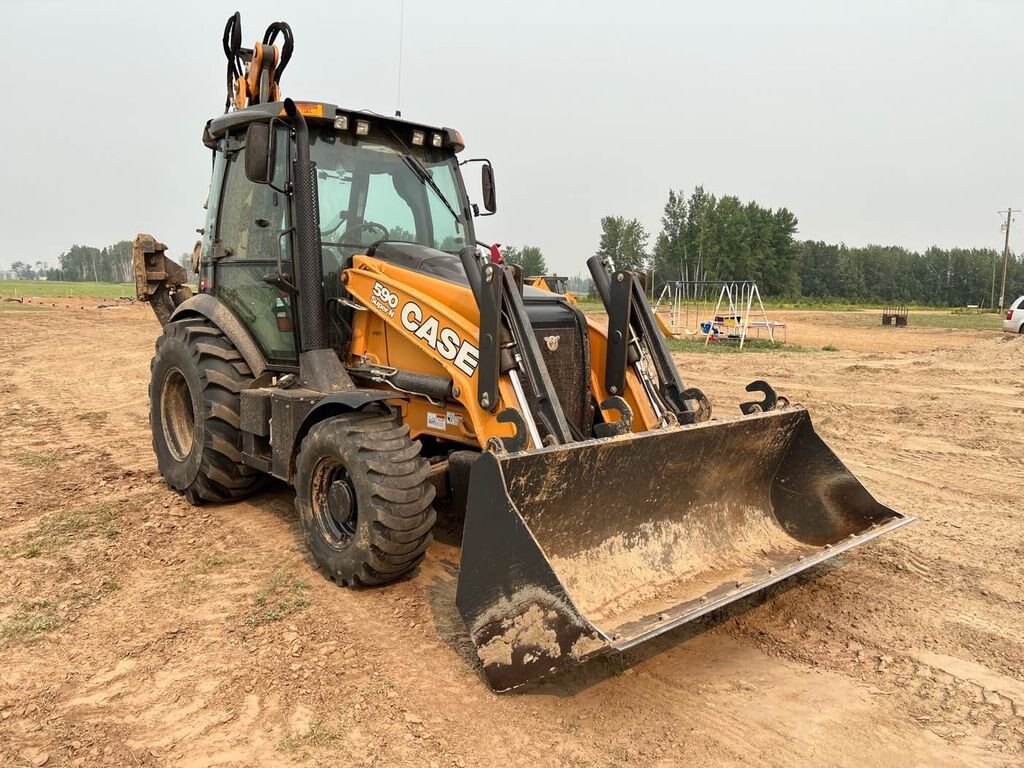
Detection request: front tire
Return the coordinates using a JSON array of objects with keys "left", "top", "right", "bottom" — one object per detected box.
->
[
  {"left": 295, "top": 411, "right": 436, "bottom": 586},
  {"left": 149, "top": 319, "right": 264, "bottom": 504}
]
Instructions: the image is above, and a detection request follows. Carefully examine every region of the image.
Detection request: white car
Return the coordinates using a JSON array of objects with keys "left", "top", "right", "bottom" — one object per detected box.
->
[{"left": 1005, "top": 296, "right": 1024, "bottom": 333}]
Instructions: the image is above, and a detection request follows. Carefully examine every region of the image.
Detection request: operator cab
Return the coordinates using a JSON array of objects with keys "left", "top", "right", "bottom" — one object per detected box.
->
[
  {"left": 527, "top": 275, "right": 570, "bottom": 295},
  {"left": 200, "top": 101, "right": 496, "bottom": 367}
]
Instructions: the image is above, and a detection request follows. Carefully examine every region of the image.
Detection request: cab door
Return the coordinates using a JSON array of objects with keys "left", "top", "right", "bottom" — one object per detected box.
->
[{"left": 211, "top": 139, "right": 298, "bottom": 368}]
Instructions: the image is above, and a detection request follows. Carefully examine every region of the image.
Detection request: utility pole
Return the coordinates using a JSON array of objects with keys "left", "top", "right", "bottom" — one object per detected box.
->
[
  {"left": 998, "top": 207, "right": 1020, "bottom": 314},
  {"left": 991, "top": 248, "right": 997, "bottom": 310}
]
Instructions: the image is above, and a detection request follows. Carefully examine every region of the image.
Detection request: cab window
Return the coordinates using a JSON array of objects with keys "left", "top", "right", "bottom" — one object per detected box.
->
[
  {"left": 217, "top": 152, "right": 287, "bottom": 261},
  {"left": 363, "top": 172, "right": 417, "bottom": 242},
  {"left": 214, "top": 141, "right": 296, "bottom": 366}
]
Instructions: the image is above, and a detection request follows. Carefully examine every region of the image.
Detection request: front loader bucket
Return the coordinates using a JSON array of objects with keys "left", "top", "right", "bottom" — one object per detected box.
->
[{"left": 455, "top": 406, "right": 912, "bottom": 691}]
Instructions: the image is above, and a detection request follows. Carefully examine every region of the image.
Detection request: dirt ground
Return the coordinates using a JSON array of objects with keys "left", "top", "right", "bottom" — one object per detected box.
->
[{"left": 1, "top": 300, "right": 1022, "bottom": 767}]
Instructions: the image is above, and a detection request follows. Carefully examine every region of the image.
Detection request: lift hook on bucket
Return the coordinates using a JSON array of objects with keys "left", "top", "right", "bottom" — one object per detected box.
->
[{"left": 740, "top": 380, "right": 789, "bottom": 415}]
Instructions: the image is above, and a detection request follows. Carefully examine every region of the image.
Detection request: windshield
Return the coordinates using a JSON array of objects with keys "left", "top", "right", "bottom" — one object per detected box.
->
[{"left": 309, "top": 130, "right": 467, "bottom": 257}]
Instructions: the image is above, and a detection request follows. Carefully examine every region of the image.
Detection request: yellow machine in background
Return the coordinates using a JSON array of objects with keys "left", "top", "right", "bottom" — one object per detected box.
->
[{"left": 525, "top": 274, "right": 577, "bottom": 305}]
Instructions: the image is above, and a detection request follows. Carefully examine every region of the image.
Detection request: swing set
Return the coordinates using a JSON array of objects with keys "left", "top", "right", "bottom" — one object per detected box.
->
[{"left": 653, "top": 280, "right": 787, "bottom": 348}]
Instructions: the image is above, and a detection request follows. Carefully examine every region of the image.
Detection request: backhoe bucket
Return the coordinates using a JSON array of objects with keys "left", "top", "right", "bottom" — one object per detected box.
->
[{"left": 455, "top": 406, "right": 912, "bottom": 691}]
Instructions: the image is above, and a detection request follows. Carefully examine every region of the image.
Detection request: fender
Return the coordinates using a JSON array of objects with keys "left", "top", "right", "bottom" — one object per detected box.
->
[
  {"left": 170, "top": 294, "right": 268, "bottom": 377},
  {"left": 288, "top": 390, "right": 407, "bottom": 479}
]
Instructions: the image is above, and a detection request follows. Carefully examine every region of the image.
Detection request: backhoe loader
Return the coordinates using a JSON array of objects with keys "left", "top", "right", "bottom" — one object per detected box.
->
[
  {"left": 524, "top": 274, "right": 577, "bottom": 305},
  {"left": 135, "top": 14, "right": 912, "bottom": 691}
]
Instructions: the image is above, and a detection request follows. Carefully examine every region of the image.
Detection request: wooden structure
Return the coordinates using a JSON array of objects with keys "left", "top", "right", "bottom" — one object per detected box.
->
[{"left": 881, "top": 305, "right": 909, "bottom": 327}]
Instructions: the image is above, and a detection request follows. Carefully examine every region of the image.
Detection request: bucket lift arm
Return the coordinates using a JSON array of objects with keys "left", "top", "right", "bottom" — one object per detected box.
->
[{"left": 587, "top": 256, "right": 711, "bottom": 425}]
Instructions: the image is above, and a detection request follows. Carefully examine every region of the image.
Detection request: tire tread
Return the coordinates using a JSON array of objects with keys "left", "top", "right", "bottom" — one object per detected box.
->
[
  {"left": 150, "top": 319, "right": 263, "bottom": 504},
  {"left": 295, "top": 411, "right": 436, "bottom": 587}
]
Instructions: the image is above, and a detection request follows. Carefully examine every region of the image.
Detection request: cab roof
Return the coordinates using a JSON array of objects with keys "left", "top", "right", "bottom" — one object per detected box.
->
[{"left": 203, "top": 100, "right": 464, "bottom": 153}]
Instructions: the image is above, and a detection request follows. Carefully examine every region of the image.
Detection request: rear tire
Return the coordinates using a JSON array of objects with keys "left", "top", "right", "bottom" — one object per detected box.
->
[
  {"left": 149, "top": 319, "right": 264, "bottom": 504},
  {"left": 295, "top": 411, "right": 436, "bottom": 586}
]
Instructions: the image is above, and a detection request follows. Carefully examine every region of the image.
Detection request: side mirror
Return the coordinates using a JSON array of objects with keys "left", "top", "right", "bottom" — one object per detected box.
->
[
  {"left": 245, "top": 123, "right": 275, "bottom": 184},
  {"left": 481, "top": 163, "right": 497, "bottom": 214}
]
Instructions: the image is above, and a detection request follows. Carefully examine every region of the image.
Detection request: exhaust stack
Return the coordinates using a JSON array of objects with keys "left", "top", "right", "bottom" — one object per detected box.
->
[{"left": 283, "top": 98, "right": 352, "bottom": 392}]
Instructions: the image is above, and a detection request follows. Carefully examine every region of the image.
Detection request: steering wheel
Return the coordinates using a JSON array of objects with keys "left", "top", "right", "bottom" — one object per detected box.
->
[
  {"left": 321, "top": 210, "right": 349, "bottom": 239},
  {"left": 340, "top": 221, "right": 390, "bottom": 245}
]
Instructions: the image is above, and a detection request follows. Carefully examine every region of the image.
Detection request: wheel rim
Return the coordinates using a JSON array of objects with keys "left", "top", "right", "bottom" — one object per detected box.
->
[
  {"left": 160, "top": 367, "right": 195, "bottom": 462},
  {"left": 311, "top": 457, "right": 358, "bottom": 549}
]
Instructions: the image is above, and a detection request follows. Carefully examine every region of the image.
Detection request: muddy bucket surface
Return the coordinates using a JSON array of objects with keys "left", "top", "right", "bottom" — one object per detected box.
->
[{"left": 454, "top": 407, "right": 912, "bottom": 691}]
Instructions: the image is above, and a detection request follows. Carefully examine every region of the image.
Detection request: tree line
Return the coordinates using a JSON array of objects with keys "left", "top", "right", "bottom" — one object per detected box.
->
[
  {"left": 597, "top": 187, "right": 1024, "bottom": 307},
  {"left": 796, "top": 242, "right": 1022, "bottom": 305},
  {"left": 502, "top": 245, "right": 547, "bottom": 276},
  {"left": 19, "top": 236, "right": 553, "bottom": 284},
  {"left": 19, "top": 202, "right": 1024, "bottom": 308},
  {"left": 9, "top": 241, "right": 136, "bottom": 283}
]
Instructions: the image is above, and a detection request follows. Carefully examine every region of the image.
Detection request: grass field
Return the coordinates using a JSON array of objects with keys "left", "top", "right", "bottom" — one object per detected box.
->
[
  {"left": 760, "top": 299, "right": 1006, "bottom": 312},
  {"left": 666, "top": 337, "right": 809, "bottom": 354},
  {"left": 807, "top": 308, "right": 1003, "bottom": 331},
  {"left": 894, "top": 311, "right": 1002, "bottom": 330},
  {"left": 0, "top": 280, "right": 134, "bottom": 299}
]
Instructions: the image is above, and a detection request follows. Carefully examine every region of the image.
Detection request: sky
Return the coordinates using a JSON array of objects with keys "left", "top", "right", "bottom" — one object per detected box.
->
[{"left": 3, "top": 0, "right": 1023, "bottom": 277}]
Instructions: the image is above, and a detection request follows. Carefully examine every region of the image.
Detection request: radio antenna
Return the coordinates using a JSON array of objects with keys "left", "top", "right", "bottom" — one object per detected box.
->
[{"left": 395, "top": 0, "right": 405, "bottom": 117}]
